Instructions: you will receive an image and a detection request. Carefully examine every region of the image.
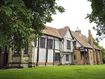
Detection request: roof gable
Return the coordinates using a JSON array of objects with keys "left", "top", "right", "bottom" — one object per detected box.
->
[
  {"left": 71, "top": 31, "right": 100, "bottom": 50},
  {"left": 42, "top": 26, "right": 62, "bottom": 38},
  {"left": 58, "top": 26, "right": 73, "bottom": 39},
  {"left": 71, "top": 31, "right": 92, "bottom": 48},
  {"left": 64, "top": 28, "right": 72, "bottom": 39}
]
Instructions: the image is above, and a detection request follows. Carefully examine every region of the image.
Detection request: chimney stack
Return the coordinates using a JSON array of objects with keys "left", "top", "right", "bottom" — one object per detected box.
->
[{"left": 88, "top": 30, "right": 94, "bottom": 46}]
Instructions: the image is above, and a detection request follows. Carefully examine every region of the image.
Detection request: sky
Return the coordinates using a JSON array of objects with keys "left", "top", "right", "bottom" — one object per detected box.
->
[{"left": 46, "top": 0, "right": 105, "bottom": 48}]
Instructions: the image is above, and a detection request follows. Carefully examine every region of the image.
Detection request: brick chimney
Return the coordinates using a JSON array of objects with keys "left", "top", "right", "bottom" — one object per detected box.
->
[{"left": 88, "top": 30, "right": 94, "bottom": 46}]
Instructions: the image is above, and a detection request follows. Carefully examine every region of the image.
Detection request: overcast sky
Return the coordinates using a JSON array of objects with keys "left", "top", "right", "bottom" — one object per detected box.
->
[{"left": 46, "top": 0, "right": 105, "bottom": 48}]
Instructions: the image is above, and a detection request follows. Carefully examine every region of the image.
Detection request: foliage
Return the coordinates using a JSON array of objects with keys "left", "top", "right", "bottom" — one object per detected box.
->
[
  {"left": 101, "top": 47, "right": 105, "bottom": 63},
  {"left": 0, "top": 65, "right": 105, "bottom": 79},
  {"left": 87, "top": 0, "right": 105, "bottom": 38},
  {"left": 93, "top": 39, "right": 105, "bottom": 63},
  {"left": 0, "top": 0, "right": 64, "bottom": 50},
  {"left": 88, "top": 0, "right": 105, "bottom": 63}
]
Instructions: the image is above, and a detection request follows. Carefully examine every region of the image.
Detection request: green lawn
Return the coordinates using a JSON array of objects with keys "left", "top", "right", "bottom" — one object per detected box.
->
[{"left": 0, "top": 65, "right": 105, "bottom": 79}]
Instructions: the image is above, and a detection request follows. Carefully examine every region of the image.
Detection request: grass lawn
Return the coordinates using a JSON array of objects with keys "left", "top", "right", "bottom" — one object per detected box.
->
[{"left": 0, "top": 65, "right": 105, "bottom": 79}]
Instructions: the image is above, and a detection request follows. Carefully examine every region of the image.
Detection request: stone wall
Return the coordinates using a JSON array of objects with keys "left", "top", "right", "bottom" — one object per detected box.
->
[
  {"left": 73, "top": 48, "right": 98, "bottom": 65},
  {"left": 73, "top": 49, "right": 82, "bottom": 64}
]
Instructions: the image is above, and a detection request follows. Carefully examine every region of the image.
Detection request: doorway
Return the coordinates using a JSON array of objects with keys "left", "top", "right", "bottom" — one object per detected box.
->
[{"left": 0, "top": 48, "right": 8, "bottom": 67}]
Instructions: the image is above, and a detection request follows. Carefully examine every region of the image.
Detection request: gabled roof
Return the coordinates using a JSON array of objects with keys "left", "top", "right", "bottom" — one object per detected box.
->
[
  {"left": 42, "top": 26, "right": 62, "bottom": 38},
  {"left": 42, "top": 26, "right": 100, "bottom": 50},
  {"left": 42, "top": 26, "right": 73, "bottom": 39},
  {"left": 58, "top": 26, "right": 68, "bottom": 37},
  {"left": 71, "top": 31, "right": 92, "bottom": 48},
  {"left": 71, "top": 31, "right": 100, "bottom": 50},
  {"left": 58, "top": 26, "right": 73, "bottom": 38}
]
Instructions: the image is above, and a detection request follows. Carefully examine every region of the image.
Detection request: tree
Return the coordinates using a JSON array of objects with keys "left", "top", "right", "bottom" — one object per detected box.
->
[
  {"left": 87, "top": 0, "right": 105, "bottom": 39},
  {"left": 0, "top": 0, "right": 64, "bottom": 51},
  {"left": 93, "top": 39, "right": 105, "bottom": 63}
]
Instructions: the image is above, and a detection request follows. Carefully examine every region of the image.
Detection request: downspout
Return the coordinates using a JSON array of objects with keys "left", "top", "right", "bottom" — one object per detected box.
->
[
  {"left": 36, "top": 37, "right": 39, "bottom": 66},
  {"left": 53, "top": 39, "right": 55, "bottom": 65},
  {"left": 45, "top": 36, "right": 48, "bottom": 66}
]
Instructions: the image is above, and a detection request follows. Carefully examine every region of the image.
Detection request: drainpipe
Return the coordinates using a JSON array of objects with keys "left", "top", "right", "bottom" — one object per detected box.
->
[
  {"left": 53, "top": 39, "right": 55, "bottom": 65},
  {"left": 36, "top": 37, "right": 39, "bottom": 66},
  {"left": 45, "top": 36, "right": 48, "bottom": 66}
]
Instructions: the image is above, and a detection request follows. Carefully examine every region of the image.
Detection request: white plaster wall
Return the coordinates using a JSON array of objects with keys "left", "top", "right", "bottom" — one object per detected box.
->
[
  {"left": 33, "top": 48, "right": 53, "bottom": 64},
  {"left": 47, "top": 50, "right": 53, "bottom": 63},
  {"left": 33, "top": 48, "right": 46, "bottom": 63},
  {"left": 76, "top": 41, "right": 81, "bottom": 47},
  {"left": 31, "top": 47, "right": 35, "bottom": 62},
  {"left": 61, "top": 54, "right": 72, "bottom": 64},
  {"left": 55, "top": 39, "right": 60, "bottom": 50},
  {"left": 63, "top": 38, "right": 73, "bottom": 52},
  {"left": 55, "top": 50, "right": 60, "bottom": 53},
  {"left": 61, "top": 29, "right": 73, "bottom": 64},
  {"left": 33, "top": 48, "right": 37, "bottom": 62},
  {"left": 64, "top": 29, "right": 72, "bottom": 39},
  {"left": 71, "top": 41, "right": 74, "bottom": 52},
  {"left": 63, "top": 29, "right": 74, "bottom": 52},
  {"left": 33, "top": 35, "right": 65, "bottom": 65},
  {"left": 60, "top": 40, "right": 64, "bottom": 51},
  {"left": 39, "top": 49, "right": 46, "bottom": 62}
]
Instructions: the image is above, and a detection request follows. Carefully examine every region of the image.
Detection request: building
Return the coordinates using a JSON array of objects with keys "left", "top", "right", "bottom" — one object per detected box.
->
[
  {"left": 34, "top": 26, "right": 62, "bottom": 66},
  {"left": 33, "top": 26, "right": 74, "bottom": 66},
  {"left": 58, "top": 26, "right": 74, "bottom": 64},
  {"left": 0, "top": 26, "right": 74, "bottom": 68},
  {"left": 71, "top": 28, "right": 102, "bottom": 65},
  {"left": 0, "top": 26, "right": 102, "bottom": 68}
]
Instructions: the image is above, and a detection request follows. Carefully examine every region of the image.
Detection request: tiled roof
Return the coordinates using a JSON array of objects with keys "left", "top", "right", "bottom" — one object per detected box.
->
[
  {"left": 71, "top": 31, "right": 93, "bottom": 48},
  {"left": 42, "top": 26, "right": 62, "bottom": 38},
  {"left": 94, "top": 44, "right": 100, "bottom": 50},
  {"left": 71, "top": 31, "right": 100, "bottom": 50},
  {"left": 58, "top": 26, "right": 69, "bottom": 37},
  {"left": 42, "top": 26, "right": 100, "bottom": 50}
]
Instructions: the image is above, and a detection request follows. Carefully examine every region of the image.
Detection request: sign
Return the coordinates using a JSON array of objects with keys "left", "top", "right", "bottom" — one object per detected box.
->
[{"left": 80, "top": 47, "right": 87, "bottom": 52}]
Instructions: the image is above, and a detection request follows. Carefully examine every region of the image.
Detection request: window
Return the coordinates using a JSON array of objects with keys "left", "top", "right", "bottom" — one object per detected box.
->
[
  {"left": 34, "top": 41, "right": 37, "bottom": 47},
  {"left": 67, "top": 40, "right": 71, "bottom": 49},
  {"left": 73, "top": 41, "right": 76, "bottom": 48},
  {"left": 24, "top": 47, "right": 28, "bottom": 54},
  {"left": 74, "top": 55, "right": 76, "bottom": 60},
  {"left": 66, "top": 55, "right": 69, "bottom": 61},
  {"left": 14, "top": 49, "right": 19, "bottom": 54},
  {"left": 80, "top": 51, "right": 84, "bottom": 60},
  {"left": 48, "top": 39, "right": 53, "bottom": 49},
  {"left": 40, "top": 37, "right": 45, "bottom": 48},
  {"left": 55, "top": 53, "right": 60, "bottom": 61}
]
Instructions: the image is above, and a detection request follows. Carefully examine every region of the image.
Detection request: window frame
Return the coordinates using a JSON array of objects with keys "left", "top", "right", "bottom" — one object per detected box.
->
[
  {"left": 73, "top": 41, "right": 76, "bottom": 48},
  {"left": 66, "top": 54, "right": 69, "bottom": 61},
  {"left": 47, "top": 39, "right": 53, "bottom": 49},
  {"left": 40, "top": 37, "right": 46, "bottom": 48},
  {"left": 55, "top": 53, "right": 60, "bottom": 61},
  {"left": 67, "top": 40, "right": 71, "bottom": 49}
]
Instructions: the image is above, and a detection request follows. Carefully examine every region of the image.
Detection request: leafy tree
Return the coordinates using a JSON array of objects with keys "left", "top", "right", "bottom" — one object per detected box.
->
[
  {"left": 100, "top": 47, "right": 105, "bottom": 63},
  {"left": 94, "top": 39, "right": 105, "bottom": 63},
  {"left": 87, "top": 0, "right": 105, "bottom": 39},
  {"left": 0, "top": 0, "right": 64, "bottom": 51}
]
